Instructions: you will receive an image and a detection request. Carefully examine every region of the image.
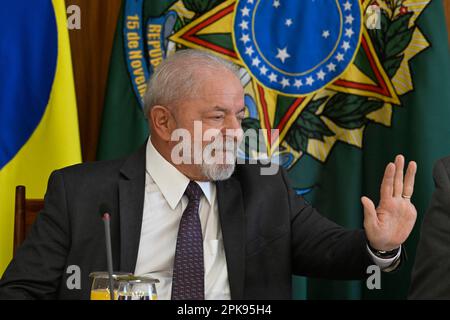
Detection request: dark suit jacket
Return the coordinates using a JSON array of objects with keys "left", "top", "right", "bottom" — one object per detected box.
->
[
  {"left": 409, "top": 157, "right": 450, "bottom": 299},
  {"left": 0, "top": 144, "right": 374, "bottom": 299}
]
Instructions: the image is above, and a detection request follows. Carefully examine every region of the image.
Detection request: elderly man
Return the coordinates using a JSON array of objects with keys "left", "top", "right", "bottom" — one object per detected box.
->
[{"left": 0, "top": 50, "right": 417, "bottom": 300}]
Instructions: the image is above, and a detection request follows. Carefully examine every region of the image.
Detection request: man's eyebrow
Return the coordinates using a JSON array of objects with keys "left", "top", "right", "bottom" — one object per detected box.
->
[
  {"left": 236, "top": 107, "right": 246, "bottom": 114},
  {"left": 209, "top": 106, "right": 246, "bottom": 114},
  {"left": 210, "top": 106, "right": 228, "bottom": 112}
]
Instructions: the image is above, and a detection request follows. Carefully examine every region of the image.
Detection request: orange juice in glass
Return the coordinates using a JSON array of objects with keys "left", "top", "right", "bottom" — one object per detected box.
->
[
  {"left": 89, "top": 272, "right": 132, "bottom": 300},
  {"left": 90, "top": 289, "right": 117, "bottom": 300}
]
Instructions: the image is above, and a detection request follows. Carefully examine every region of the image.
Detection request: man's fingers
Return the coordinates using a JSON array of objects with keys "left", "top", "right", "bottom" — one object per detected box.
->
[
  {"left": 380, "top": 162, "right": 395, "bottom": 199},
  {"left": 393, "top": 155, "right": 405, "bottom": 197},
  {"left": 403, "top": 161, "right": 417, "bottom": 199},
  {"left": 361, "top": 196, "right": 378, "bottom": 226}
]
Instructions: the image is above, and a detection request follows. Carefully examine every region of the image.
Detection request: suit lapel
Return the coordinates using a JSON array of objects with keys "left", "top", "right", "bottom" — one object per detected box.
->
[
  {"left": 217, "top": 176, "right": 246, "bottom": 300},
  {"left": 116, "top": 143, "right": 247, "bottom": 296},
  {"left": 118, "top": 144, "right": 146, "bottom": 273}
]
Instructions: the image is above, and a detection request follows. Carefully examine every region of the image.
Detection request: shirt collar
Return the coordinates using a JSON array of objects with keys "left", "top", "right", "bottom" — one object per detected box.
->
[{"left": 146, "top": 139, "right": 213, "bottom": 209}]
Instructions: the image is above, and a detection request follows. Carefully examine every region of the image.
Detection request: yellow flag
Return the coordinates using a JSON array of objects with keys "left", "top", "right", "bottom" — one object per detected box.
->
[{"left": 0, "top": 0, "right": 81, "bottom": 275}]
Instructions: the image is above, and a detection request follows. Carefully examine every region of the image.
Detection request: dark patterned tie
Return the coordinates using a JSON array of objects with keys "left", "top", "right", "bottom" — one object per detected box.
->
[{"left": 171, "top": 181, "right": 205, "bottom": 300}]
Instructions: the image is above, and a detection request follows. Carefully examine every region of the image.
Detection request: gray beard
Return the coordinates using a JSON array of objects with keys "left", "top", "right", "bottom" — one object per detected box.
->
[
  {"left": 199, "top": 137, "right": 238, "bottom": 181},
  {"left": 200, "top": 162, "right": 236, "bottom": 181}
]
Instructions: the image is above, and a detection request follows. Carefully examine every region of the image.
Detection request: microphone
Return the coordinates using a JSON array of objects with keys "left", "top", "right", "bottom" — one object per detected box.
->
[{"left": 99, "top": 203, "right": 115, "bottom": 301}]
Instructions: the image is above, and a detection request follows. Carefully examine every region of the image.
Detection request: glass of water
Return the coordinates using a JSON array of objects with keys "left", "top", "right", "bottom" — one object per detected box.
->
[{"left": 116, "top": 275, "right": 159, "bottom": 300}]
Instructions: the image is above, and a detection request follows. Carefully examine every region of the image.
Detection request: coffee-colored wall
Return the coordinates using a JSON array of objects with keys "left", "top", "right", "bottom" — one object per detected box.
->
[
  {"left": 67, "top": 0, "right": 121, "bottom": 161},
  {"left": 68, "top": 0, "right": 450, "bottom": 161},
  {"left": 444, "top": 0, "right": 450, "bottom": 45}
]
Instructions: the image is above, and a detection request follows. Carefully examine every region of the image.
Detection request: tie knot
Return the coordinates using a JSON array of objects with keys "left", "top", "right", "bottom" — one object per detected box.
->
[{"left": 185, "top": 181, "right": 203, "bottom": 201}]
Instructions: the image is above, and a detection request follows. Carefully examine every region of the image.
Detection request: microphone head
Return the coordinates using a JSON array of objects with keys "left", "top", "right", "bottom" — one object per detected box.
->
[{"left": 99, "top": 203, "right": 111, "bottom": 219}]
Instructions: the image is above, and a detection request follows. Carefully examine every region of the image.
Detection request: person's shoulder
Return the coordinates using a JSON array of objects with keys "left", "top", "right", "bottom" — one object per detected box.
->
[
  {"left": 436, "top": 155, "right": 450, "bottom": 171},
  {"left": 56, "top": 157, "right": 126, "bottom": 177},
  {"left": 56, "top": 143, "right": 146, "bottom": 179},
  {"left": 433, "top": 156, "right": 450, "bottom": 180},
  {"left": 38, "top": 157, "right": 130, "bottom": 199}
]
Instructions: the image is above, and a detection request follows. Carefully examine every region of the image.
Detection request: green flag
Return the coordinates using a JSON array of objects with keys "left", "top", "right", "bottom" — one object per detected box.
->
[
  {"left": 98, "top": 1, "right": 177, "bottom": 160},
  {"left": 98, "top": 0, "right": 450, "bottom": 299},
  {"left": 300, "top": 0, "right": 450, "bottom": 299}
]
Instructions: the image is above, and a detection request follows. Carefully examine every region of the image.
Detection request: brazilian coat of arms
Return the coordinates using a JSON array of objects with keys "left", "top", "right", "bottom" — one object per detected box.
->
[{"left": 123, "top": 0, "right": 430, "bottom": 192}]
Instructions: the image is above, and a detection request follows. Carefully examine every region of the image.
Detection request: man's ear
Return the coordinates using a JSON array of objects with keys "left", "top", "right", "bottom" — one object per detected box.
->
[{"left": 149, "top": 105, "right": 176, "bottom": 141}]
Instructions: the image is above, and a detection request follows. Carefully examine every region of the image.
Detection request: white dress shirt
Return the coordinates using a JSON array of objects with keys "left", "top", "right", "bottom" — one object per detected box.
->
[
  {"left": 134, "top": 139, "right": 231, "bottom": 300},
  {"left": 134, "top": 140, "right": 400, "bottom": 300}
]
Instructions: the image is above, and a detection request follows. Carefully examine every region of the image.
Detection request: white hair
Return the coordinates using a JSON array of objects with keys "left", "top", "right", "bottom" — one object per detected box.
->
[{"left": 143, "top": 49, "right": 240, "bottom": 118}]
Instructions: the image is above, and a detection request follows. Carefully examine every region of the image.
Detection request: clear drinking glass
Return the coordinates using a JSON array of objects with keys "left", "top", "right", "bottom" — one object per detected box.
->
[
  {"left": 89, "top": 272, "right": 132, "bottom": 300},
  {"left": 116, "top": 275, "right": 159, "bottom": 300}
]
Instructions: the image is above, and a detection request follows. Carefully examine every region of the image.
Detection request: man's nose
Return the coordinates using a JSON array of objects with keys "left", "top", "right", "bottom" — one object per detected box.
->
[{"left": 221, "top": 117, "right": 243, "bottom": 141}]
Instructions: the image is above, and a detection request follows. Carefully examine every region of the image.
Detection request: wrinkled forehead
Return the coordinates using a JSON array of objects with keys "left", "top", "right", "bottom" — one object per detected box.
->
[
  {"left": 188, "top": 92, "right": 245, "bottom": 111},
  {"left": 187, "top": 73, "right": 245, "bottom": 109}
]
